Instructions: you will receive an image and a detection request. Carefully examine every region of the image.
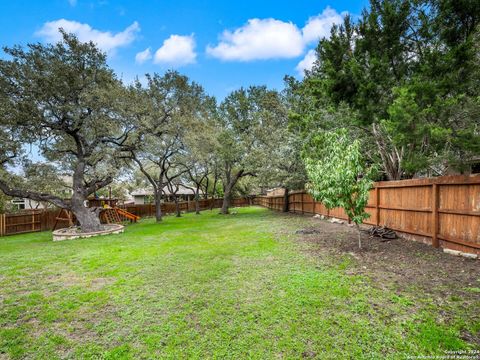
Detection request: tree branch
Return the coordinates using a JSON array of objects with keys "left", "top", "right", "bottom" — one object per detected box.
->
[
  {"left": 84, "top": 176, "right": 113, "bottom": 196},
  {"left": 0, "top": 180, "right": 69, "bottom": 209}
]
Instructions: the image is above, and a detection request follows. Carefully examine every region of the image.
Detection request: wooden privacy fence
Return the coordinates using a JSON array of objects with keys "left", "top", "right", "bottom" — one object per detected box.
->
[
  {"left": 0, "top": 211, "right": 42, "bottom": 236},
  {"left": 0, "top": 210, "right": 63, "bottom": 237},
  {"left": 118, "top": 198, "right": 250, "bottom": 218},
  {"left": 0, "top": 197, "right": 251, "bottom": 237},
  {"left": 254, "top": 175, "right": 480, "bottom": 256}
]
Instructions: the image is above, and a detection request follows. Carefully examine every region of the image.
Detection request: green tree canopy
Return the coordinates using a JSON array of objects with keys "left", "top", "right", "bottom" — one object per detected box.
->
[
  {"left": 216, "top": 86, "right": 287, "bottom": 214},
  {"left": 121, "top": 71, "right": 213, "bottom": 222},
  {"left": 0, "top": 32, "right": 130, "bottom": 232}
]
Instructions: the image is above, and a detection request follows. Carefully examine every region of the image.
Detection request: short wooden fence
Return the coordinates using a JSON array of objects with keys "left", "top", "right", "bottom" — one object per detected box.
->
[
  {"left": 117, "top": 198, "right": 250, "bottom": 218},
  {"left": 254, "top": 175, "right": 480, "bottom": 255}
]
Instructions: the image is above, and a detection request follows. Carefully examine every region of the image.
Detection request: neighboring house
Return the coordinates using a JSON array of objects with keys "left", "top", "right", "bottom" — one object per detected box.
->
[
  {"left": 130, "top": 186, "right": 204, "bottom": 205},
  {"left": 123, "top": 195, "right": 135, "bottom": 205},
  {"left": 11, "top": 175, "right": 73, "bottom": 211},
  {"left": 445, "top": 157, "right": 480, "bottom": 176},
  {"left": 130, "top": 188, "right": 153, "bottom": 205},
  {"left": 10, "top": 198, "right": 48, "bottom": 210},
  {"left": 266, "top": 187, "right": 285, "bottom": 197}
]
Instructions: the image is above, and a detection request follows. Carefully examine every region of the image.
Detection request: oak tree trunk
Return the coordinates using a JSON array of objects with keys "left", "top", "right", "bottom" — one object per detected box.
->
[
  {"left": 195, "top": 187, "right": 200, "bottom": 214},
  {"left": 73, "top": 205, "right": 103, "bottom": 232},
  {"left": 220, "top": 180, "right": 234, "bottom": 214},
  {"left": 174, "top": 196, "right": 181, "bottom": 217},
  {"left": 154, "top": 189, "right": 163, "bottom": 222},
  {"left": 70, "top": 188, "right": 103, "bottom": 233},
  {"left": 220, "top": 170, "right": 244, "bottom": 215},
  {"left": 220, "top": 193, "right": 231, "bottom": 214},
  {"left": 70, "top": 162, "right": 104, "bottom": 232}
]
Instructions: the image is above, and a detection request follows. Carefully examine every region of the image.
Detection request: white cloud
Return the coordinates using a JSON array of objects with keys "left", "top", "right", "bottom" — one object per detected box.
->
[
  {"left": 206, "top": 8, "right": 343, "bottom": 62},
  {"left": 302, "top": 7, "right": 343, "bottom": 44},
  {"left": 35, "top": 19, "right": 140, "bottom": 54},
  {"left": 206, "top": 18, "right": 304, "bottom": 61},
  {"left": 68, "top": 0, "right": 77, "bottom": 6},
  {"left": 153, "top": 34, "right": 196, "bottom": 66},
  {"left": 296, "top": 49, "right": 316, "bottom": 76},
  {"left": 135, "top": 47, "right": 152, "bottom": 64}
]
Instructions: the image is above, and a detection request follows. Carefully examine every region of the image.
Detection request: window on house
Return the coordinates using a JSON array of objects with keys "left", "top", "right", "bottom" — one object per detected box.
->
[{"left": 11, "top": 198, "right": 26, "bottom": 210}]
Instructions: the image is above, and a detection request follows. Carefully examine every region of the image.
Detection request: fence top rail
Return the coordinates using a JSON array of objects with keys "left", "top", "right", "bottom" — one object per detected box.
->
[
  {"left": 5, "top": 211, "right": 45, "bottom": 217},
  {"left": 374, "top": 174, "right": 480, "bottom": 188},
  {"left": 288, "top": 190, "right": 305, "bottom": 195},
  {"left": 265, "top": 175, "right": 480, "bottom": 191},
  {"left": 256, "top": 175, "right": 480, "bottom": 195}
]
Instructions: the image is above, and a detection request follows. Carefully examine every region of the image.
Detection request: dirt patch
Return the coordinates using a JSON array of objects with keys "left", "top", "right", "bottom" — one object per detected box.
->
[
  {"left": 89, "top": 277, "right": 116, "bottom": 290},
  {"left": 278, "top": 212, "right": 480, "bottom": 309},
  {"left": 295, "top": 229, "right": 322, "bottom": 235},
  {"left": 278, "top": 212, "right": 480, "bottom": 345},
  {"left": 46, "top": 272, "right": 84, "bottom": 288},
  {"left": 44, "top": 274, "right": 116, "bottom": 292}
]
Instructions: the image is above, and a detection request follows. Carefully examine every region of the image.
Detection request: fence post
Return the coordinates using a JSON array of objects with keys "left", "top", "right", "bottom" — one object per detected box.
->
[
  {"left": 0, "top": 213, "right": 4, "bottom": 236},
  {"left": 41, "top": 210, "right": 45, "bottom": 231},
  {"left": 375, "top": 186, "right": 380, "bottom": 226},
  {"left": 283, "top": 189, "right": 289, "bottom": 213},
  {"left": 301, "top": 192, "right": 304, "bottom": 214},
  {"left": 432, "top": 183, "right": 439, "bottom": 248}
]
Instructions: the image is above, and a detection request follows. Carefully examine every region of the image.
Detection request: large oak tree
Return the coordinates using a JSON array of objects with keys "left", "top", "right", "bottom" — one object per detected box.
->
[
  {"left": 123, "top": 71, "right": 212, "bottom": 222},
  {"left": 0, "top": 32, "right": 130, "bottom": 232},
  {"left": 217, "top": 86, "right": 285, "bottom": 214}
]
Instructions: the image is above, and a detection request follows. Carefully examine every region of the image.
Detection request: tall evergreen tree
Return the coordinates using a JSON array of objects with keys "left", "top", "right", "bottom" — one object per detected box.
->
[{"left": 289, "top": 0, "right": 480, "bottom": 179}]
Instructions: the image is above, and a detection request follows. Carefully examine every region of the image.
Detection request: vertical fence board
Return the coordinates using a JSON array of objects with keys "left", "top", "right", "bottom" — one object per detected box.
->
[
  {"left": 432, "top": 184, "right": 439, "bottom": 248},
  {"left": 0, "top": 213, "right": 4, "bottom": 236}
]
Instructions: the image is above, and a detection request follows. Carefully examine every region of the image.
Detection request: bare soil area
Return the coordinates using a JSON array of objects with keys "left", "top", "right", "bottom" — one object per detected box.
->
[{"left": 283, "top": 212, "right": 480, "bottom": 344}]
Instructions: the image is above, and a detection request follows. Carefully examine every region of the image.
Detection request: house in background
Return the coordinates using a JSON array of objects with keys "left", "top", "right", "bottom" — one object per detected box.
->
[
  {"left": 130, "top": 186, "right": 204, "bottom": 205},
  {"left": 10, "top": 198, "right": 48, "bottom": 211},
  {"left": 10, "top": 176, "right": 73, "bottom": 211}
]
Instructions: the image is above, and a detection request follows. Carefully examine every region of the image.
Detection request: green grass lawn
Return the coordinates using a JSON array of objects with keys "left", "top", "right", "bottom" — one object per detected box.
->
[{"left": 0, "top": 207, "right": 477, "bottom": 359}]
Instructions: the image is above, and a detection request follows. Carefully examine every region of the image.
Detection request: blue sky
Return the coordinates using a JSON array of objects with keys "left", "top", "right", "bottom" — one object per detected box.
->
[{"left": 0, "top": 0, "right": 369, "bottom": 99}]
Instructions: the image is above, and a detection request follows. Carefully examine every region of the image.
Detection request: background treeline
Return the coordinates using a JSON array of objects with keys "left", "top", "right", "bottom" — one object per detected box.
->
[
  {"left": 0, "top": 0, "right": 479, "bottom": 231},
  {"left": 0, "top": 31, "right": 303, "bottom": 231}
]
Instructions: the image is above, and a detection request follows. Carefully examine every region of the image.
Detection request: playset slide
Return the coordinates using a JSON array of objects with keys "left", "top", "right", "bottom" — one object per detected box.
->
[{"left": 115, "top": 208, "right": 140, "bottom": 222}]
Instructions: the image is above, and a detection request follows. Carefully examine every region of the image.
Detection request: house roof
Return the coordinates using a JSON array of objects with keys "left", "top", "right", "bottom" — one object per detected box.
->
[{"left": 131, "top": 185, "right": 204, "bottom": 197}]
